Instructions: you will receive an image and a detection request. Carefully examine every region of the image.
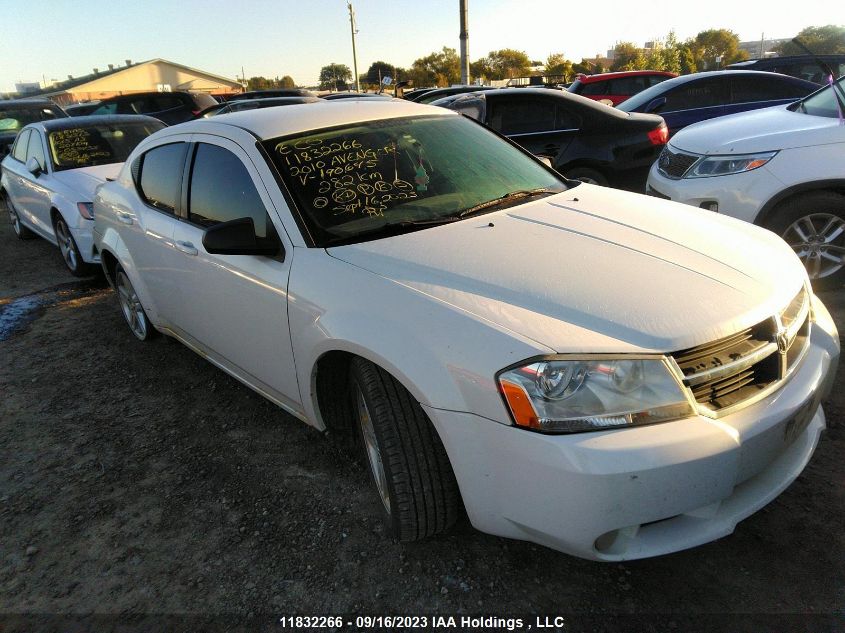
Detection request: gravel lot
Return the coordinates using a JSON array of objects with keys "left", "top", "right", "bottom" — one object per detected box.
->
[{"left": 1, "top": 203, "right": 843, "bottom": 633}]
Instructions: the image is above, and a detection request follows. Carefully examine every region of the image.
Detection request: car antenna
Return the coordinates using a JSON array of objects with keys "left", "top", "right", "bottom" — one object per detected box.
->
[{"left": 790, "top": 37, "right": 845, "bottom": 122}]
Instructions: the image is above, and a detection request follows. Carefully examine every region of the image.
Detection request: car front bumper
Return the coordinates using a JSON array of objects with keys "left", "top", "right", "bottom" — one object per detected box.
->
[
  {"left": 70, "top": 221, "right": 100, "bottom": 264},
  {"left": 425, "top": 297, "right": 839, "bottom": 561},
  {"left": 646, "top": 161, "right": 778, "bottom": 225}
]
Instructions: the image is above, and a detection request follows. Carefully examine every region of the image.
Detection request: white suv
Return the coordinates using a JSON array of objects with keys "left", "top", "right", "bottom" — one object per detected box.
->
[
  {"left": 647, "top": 78, "right": 845, "bottom": 287},
  {"left": 93, "top": 100, "right": 838, "bottom": 561}
]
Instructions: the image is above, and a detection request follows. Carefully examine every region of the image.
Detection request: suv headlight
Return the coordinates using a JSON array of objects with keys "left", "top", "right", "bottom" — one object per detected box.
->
[
  {"left": 685, "top": 151, "right": 777, "bottom": 178},
  {"left": 498, "top": 357, "right": 695, "bottom": 433}
]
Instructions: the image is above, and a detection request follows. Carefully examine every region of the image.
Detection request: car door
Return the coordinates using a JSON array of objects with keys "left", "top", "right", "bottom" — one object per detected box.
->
[
  {"left": 19, "top": 129, "right": 55, "bottom": 237},
  {"left": 168, "top": 137, "right": 300, "bottom": 410},
  {"left": 121, "top": 140, "right": 190, "bottom": 328},
  {"left": 659, "top": 77, "right": 729, "bottom": 132},
  {"left": 486, "top": 96, "right": 578, "bottom": 165}
]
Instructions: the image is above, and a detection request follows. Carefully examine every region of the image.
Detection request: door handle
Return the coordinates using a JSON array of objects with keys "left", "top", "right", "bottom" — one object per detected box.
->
[
  {"left": 175, "top": 240, "right": 198, "bottom": 256},
  {"left": 117, "top": 212, "right": 134, "bottom": 225}
]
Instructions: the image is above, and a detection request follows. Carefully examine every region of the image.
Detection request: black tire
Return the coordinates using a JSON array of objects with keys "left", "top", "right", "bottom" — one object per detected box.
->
[
  {"left": 53, "top": 215, "right": 96, "bottom": 277},
  {"left": 3, "top": 191, "right": 35, "bottom": 240},
  {"left": 114, "top": 265, "right": 157, "bottom": 341},
  {"left": 350, "top": 358, "right": 461, "bottom": 541},
  {"left": 562, "top": 167, "right": 609, "bottom": 187},
  {"left": 765, "top": 192, "right": 845, "bottom": 290}
]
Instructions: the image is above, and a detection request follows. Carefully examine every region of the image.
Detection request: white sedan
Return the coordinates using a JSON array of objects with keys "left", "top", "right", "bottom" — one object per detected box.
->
[
  {"left": 0, "top": 115, "right": 164, "bottom": 275},
  {"left": 93, "top": 100, "right": 838, "bottom": 561}
]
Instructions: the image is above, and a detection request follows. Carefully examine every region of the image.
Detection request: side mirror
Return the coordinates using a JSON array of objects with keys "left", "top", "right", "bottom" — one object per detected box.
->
[
  {"left": 202, "top": 217, "right": 282, "bottom": 257},
  {"left": 26, "top": 157, "right": 43, "bottom": 176},
  {"left": 644, "top": 97, "right": 667, "bottom": 114}
]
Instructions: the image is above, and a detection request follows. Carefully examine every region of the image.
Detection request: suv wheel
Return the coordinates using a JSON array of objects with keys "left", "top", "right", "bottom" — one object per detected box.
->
[
  {"left": 767, "top": 192, "right": 845, "bottom": 289},
  {"left": 349, "top": 358, "right": 461, "bottom": 541}
]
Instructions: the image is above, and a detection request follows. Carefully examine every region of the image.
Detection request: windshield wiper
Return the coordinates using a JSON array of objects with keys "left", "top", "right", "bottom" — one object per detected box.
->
[{"left": 457, "top": 188, "right": 560, "bottom": 218}]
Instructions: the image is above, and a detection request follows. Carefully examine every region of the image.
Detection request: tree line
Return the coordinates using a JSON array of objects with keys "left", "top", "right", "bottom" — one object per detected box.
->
[{"left": 262, "top": 24, "right": 844, "bottom": 90}]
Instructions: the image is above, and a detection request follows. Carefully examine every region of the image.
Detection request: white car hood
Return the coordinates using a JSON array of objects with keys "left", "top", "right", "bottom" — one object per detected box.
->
[
  {"left": 51, "top": 163, "right": 122, "bottom": 200},
  {"left": 669, "top": 105, "right": 842, "bottom": 155},
  {"left": 328, "top": 185, "right": 806, "bottom": 353}
]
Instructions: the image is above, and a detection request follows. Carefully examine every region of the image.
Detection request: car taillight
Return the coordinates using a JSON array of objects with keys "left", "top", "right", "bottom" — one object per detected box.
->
[{"left": 648, "top": 123, "right": 669, "bottom": 146}]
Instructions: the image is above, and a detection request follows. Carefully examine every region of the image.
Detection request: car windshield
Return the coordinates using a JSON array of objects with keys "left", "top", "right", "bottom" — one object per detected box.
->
[
  {"left": 263, "top": 114, "right": 567, "bottom": 246},
  {"left": 792, "top": 77, "right": 845, "bottom": 118},
  {"left": 0, "top": 106, "right": 64, "bottom": 132},
  {"left": 47, "top": 120, "right": 165, "bottom": 171}
]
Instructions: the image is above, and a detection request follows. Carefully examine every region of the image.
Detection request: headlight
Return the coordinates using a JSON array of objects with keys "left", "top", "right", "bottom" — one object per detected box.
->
[
  {"left": 77, "top": 202, "right": 94, "bottom": 220},
  {"left": 685, "top": 151, "right": 777, "bottom": 178},
  {"left": 498, "top": 357, "right": 695, "bottom": 433}
]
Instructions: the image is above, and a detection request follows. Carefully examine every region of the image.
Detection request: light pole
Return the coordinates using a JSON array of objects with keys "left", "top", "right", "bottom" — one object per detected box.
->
[
  {"left": 347, "top": 2, "right": 360, "bottom": 92},
  {"left": 459, "top": 0, "right": 470, "bottom": 85}
]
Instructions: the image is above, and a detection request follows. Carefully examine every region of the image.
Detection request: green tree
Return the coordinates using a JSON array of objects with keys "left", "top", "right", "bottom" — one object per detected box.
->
[
  {"left": 319, "top": 63, "right": 352, "bottom": 90},
  {"left": 365, "top": 61, "right": 396, "bottom": 86},
  {"left": 246, "top": 76, "right": 273, "bottom": 91},
  {"left": 469, "top": 58, "right": 489, "bottom": 81},
  {"left": 279, "top": 75, "right": 295, "bottom": 88},
  {"left": 484, "top": 49, "right": 532, "bottom": 79},
  {"left": 692, "top": 29, "right": 748, "bottom": 70},
  {"left": 776, "top": 25, "right": 845, "bottom": 55},
  {"left": 610, "top": 42, "right": 643, "bottom": 71},
  {"left": 544, "top": 53, "right": 573, "bottom": 81},
  {"left": 410, "top": 47, "right": 460, "bottom": 87},
  {"left": 678, "top": 43, "right": 697, "bottom": 75}
]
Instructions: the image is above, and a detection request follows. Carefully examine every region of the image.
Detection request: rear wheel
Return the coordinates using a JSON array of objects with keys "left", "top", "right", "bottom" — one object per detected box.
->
[
  {"left": 115, "top": 265, "right": 157, "bottom": 341},
  {"left": 563, "top": 167, "right": 608, "bottom": 187},
  {"left": 3, "top": 192, "right": 34, "bottom": 239},
  {"left": 766, "top": 192, "right": 845, "bottom": 289},
  {"left": 350, "top": 358, "right": 461, "bottom": 541}
]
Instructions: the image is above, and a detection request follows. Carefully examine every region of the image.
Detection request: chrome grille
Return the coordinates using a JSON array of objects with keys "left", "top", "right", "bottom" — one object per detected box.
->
[
  {"left": 657, "top": 147, "right": 700, "bottom": 179},
  {"left": 670, "top": 287, "right": 811, "bottom": 413}
]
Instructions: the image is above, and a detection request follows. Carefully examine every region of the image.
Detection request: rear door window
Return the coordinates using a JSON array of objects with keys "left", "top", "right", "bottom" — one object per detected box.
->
[
  {"left": 138, "top": 143, "right": 188, "bottom": 213},
  {"left": 187, "top": 143, "right": 270, "bottom": 238},
  {"left": 490, "top": 99, "right": 558, "bottom": 134},
  {"left": 579, "top": 80, "right": 609, "bottom": 96},
  {"left": 731, "top": 76, "right": 809, "bottom": 103}
]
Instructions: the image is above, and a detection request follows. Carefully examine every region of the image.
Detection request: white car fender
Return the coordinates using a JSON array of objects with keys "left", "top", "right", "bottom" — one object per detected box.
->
[{"left": 288, "top": 248, "right": 552, "bottom": 428}]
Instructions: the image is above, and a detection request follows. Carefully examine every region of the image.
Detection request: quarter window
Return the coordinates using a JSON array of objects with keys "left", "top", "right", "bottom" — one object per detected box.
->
[
  {"left": 138, "top": 143, "right": 187, "bottom": 213},
  {"left": 12, "top": 129, "right": 31, "bottom": 162},
  {"left": 187, "top": 143, "right": 270, "bottom": 238}
]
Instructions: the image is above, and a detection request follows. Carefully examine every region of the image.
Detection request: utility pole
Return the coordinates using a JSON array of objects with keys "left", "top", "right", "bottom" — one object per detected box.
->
[
  {"left": 459, "top": 0, "right": 470, "bottom": 85},
  {"left": 347, "top": 2, "right": 360, "bottom": 92},
  {"left": 760, "top": 32, "right": 765, "bottom": 58}
]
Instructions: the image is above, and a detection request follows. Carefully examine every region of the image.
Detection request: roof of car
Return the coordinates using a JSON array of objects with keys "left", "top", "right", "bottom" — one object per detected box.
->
[
  {"left": 655, "top": 69, "right": 817, "bottom": 85},
  {"left": 442, "top": 87, "right": 632, "bottom": 118},
  {"left": 32, "top": 114, "right": 164, "bottom": 131},
  {"left": 179, "top": 99, "right": 454, "bottom": 140},
  {"left": 0, "top": 98, "right": 63, "bottom": 109},
  {"left": 576, "top": 70, "right": 677, "bottom": 82}
]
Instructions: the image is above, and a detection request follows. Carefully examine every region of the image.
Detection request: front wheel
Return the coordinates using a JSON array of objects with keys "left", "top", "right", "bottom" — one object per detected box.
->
[
  {"left": 54, "top": 215, "right": 95, "bottom": 277},
  {"left": 115, "top": 265, "right": 157, "bottom": 341},
  {"left": 766, "top": 192, "right": 845, "bottom": 289},
  {"left": 350, "top": 358, "right": 461, "bottom": 541}
]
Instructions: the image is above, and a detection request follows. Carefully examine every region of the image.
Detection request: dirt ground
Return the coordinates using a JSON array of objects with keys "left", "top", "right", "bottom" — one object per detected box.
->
[{"left": 0, "top": 203, "right": 843, "bottom": 633}]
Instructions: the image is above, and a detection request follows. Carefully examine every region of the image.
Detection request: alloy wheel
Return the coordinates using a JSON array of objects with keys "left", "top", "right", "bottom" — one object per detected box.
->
[
  {"left": 356, "top": 386, "right": 391, "bottom": 513},
  {"left": 55, "top": 219, "right": 78, "bottom": 271},
  {"left": 782, "top": 213, "right": 845, "bottom": 280},
  {"left": 116, "top": 272, "right": 148, "bottom": 340}
]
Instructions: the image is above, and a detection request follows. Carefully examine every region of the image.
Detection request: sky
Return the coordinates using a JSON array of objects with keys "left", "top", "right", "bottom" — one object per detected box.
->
[{"left": 0, "top": 0, "right": 839, "bottom": 92}]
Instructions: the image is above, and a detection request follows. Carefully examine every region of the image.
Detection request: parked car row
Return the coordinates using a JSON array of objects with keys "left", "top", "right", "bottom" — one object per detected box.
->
[{"left": 3, "top": 98, "right": 837, "bottom": 561}]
